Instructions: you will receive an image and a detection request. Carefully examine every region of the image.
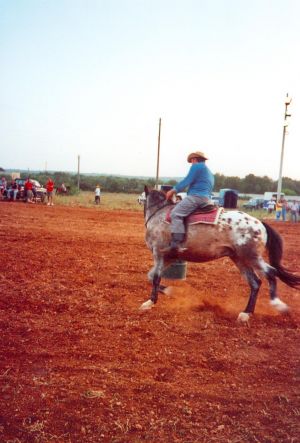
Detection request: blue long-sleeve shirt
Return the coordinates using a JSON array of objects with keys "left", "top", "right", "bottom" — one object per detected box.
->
[{"left": 174, "top": 162, "right": 214, "bottom": 197}]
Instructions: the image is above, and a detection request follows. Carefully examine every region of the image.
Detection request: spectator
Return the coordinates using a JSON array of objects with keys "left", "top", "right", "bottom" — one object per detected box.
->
[
  {"left": 95, "top": 185, "right": 101, "bottom": 205},
  {"left": 61, "top": 183, "right": 67, "bottom": 193},
  {"left": 24, "top": 178, "right": 34, "bottom": 203},
  {"left": 46, "top": 177, "right": 55, "bottom": 206},
  {"left": 32, "top": 182, "right": 37, "bottom": 202},
  {"left": 267, "top": 199, "right": 276, "bottom": 213},
  {"left": 10, "top": 180, "right": 18, "bottom": 201},
  {"left": 6, "top": 180, "right": 13, "bottom": 200},
  {"left": 275, "top": 199, "right": 283, "bottom": 221},
  {"left": 0, "top": 177, "right": 7, "bottom": 197},
  {"left": 290, "top": 201, "right": 299, "bottom": 223},
  {"left": 281, "top": 199, "right": 288, "bottom": 221}
]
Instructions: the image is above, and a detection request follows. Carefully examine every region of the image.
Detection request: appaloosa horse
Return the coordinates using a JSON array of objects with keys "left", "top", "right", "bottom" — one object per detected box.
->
[{"left": 141, "top": 187, "right": 300, "bottom": 322}]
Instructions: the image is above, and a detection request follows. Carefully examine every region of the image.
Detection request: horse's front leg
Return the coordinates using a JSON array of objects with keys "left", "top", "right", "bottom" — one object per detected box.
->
[
  {"left": 140, "top": 254, "right": 164, "bottom": 310},
  {"left": 147, "top": 265, "right": 167, "bottom": 295},
  {"left": 150, "top": 273, "right": 161, "bottom": 304}
]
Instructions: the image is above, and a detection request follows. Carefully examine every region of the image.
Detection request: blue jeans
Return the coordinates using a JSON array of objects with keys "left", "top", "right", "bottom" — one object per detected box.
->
[
  {"left": 281, "top": 207, "right": 286, "bottom": 221},
  {"left": 170, "top": 195, "right": 210, "bottom": 234},
  {"left": 291, "top": 211, "right": 298, "bottom": 222}
]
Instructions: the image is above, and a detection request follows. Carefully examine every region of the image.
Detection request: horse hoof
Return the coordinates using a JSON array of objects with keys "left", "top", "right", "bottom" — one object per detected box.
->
[
  {"left": 270, "top": 298, "right": 289, "bottom": 313},
  {"left": 159, "top": 286, "right": 172, "bottom": 296},
  {"left": 237, "top": 312, "right": 250, "bottom": 323},
  {"left": 139, "top": 300, "right": 154, "bottom": 311}
]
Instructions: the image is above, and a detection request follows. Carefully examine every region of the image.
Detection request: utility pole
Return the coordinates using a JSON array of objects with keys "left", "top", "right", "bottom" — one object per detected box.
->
[
  {"left": 277, "top": 94, "right": 292, "bottom": 201},
  {"left": 77, "top": 155, "right": 80, "bottom": 191},
  {"left": 155, "top": 118, "right": 161, "bottom": 190}
]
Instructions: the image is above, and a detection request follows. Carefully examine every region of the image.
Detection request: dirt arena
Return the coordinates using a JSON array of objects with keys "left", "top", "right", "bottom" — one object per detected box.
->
[{"left": 0, "top": 202, "right": 299, "bottom": 443}]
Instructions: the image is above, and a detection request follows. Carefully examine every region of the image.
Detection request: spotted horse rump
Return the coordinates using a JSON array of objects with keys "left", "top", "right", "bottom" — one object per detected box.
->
[{"left": 218, "top": 210, "right": 267, "bottom": 247}]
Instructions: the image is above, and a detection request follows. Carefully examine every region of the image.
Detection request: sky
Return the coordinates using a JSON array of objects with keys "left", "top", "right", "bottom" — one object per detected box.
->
[{"left": 1, "top": 0, "right": 300, "bottom": 180}]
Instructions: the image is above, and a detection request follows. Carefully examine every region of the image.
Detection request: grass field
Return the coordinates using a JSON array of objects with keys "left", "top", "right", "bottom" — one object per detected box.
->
[
  {"left": 53, "top": 192, "right": 278, "bottom": 219},
  {"left": 51, "top": 192, "right": 280, "bottom": 221},
  {"left": 54, "top": 191, "right": 144, "bottom": 211}
]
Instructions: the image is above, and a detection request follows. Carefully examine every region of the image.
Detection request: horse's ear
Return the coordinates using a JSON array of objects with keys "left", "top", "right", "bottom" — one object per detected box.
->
[{"left": 144, "top": 185, "right": 149, "bottom": 196}]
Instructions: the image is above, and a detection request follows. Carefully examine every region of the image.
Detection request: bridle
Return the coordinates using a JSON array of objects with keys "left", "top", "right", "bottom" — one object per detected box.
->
[{"left": 144, "top": 200, "right": 172, "bottom": 227}]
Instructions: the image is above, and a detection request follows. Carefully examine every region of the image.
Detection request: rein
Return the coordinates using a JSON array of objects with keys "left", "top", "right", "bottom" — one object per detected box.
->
[{"left": 144, "top": 201, "right": 172, "bottom": 227}]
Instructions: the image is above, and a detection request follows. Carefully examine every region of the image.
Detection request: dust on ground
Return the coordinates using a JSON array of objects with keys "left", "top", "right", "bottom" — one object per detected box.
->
[{"left": 0, "top": 202, "right": 299, "bottom": 443}]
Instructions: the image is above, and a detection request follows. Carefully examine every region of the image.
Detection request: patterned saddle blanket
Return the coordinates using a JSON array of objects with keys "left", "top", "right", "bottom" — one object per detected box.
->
[{"left": 165, "top": 206, "right": 224, "bottom": 225}]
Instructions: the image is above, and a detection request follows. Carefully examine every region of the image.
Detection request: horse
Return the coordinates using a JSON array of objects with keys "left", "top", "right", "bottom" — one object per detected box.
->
[
  {"left": 55, "top": 184, "right": 70, "bottom": 195},
  {"left": 141, "top": 187, "right": 300, "bottom": 322}
]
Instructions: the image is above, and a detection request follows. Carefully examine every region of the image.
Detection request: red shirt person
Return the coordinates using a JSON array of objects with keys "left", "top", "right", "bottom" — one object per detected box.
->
[
  {"left": 46, "top": 178, "right": 55, "bottom": 206},
  {"left": 24, "top": 178, "right": 34, "bottom": 203},
  {"left": 24, "top": 179, "right": 33, "bottom": 191},
  {"left": 46, "top": 178, "right": 54, "bottom": 193}
]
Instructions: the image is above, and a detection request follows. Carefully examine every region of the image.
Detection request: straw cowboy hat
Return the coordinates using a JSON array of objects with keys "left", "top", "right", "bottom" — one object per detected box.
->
[{"left": 187, "top": 151, "right": 208, "bottom": 162}]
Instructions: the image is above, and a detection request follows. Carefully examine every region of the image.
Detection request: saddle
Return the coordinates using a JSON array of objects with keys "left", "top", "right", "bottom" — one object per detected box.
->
[{"left": 165, "top": 204, "right": 223, "bottom": 225}]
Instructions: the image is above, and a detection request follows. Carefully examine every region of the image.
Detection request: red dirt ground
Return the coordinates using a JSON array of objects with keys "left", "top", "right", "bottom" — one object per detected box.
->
[{"left": 0, "top": 202, "right": 299, "bottom": 443}]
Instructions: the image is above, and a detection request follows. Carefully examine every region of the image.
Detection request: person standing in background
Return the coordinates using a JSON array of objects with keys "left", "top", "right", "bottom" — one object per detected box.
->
[
  {"left": 24, "top": 178, "right": 34, "bottom": 203},
  {"left": 46, "top": 177, "right": 55, "bottom": 206},
  {"left": 95, "top": 185, "right": 101, "bottom": 205},
  {"left": 275, "top": 199, "right": 283, "bottom": 221},
  {"left": 290, "top": 201, "right": 299, "bottom": 223},
  {"left": 0, "top": 177, "right": 7, "bottom": 197},
  {"left": 281, "top": 199, "right": 288, "bottom": 221},
  {"left": 267, "top": 199, "right": 276, "bottom": 213},
  {"left": 11, "top": 180, "right": 18, "bottom": 201}
]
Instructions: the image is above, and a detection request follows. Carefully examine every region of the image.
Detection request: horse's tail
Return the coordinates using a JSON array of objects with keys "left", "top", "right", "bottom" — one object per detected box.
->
[{"left": 262, "top": 221, "right": 300, "bottom": 289}]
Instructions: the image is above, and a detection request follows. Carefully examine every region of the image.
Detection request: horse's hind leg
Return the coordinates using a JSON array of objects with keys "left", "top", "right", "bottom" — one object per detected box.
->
[
  {"left": 231, "top": 258, "right": 262, "bottom": 322},
  {"left": 159, "top": 284, "right": 167, "bottom": 294},
  {"left": 257, "top": 259, "right": 289, "bottom": 313}
]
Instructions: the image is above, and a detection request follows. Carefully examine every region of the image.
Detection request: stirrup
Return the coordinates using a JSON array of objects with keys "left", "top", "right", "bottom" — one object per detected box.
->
[{"left": 160, "top": 244, "right": 187, "bottom": 254}]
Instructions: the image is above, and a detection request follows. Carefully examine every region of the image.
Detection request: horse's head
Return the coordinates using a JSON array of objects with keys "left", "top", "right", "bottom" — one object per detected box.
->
[{"left": 144, "top": 186, "right": 167, "bottom": 210}]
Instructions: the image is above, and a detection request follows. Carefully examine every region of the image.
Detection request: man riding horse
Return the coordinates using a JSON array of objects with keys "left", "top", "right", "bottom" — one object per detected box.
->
[{"left": 162, "top": 150, "right": 214, "bottom": 254}]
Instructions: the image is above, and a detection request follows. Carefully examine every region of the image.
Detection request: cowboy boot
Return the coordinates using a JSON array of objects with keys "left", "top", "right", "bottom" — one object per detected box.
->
[{"left": 161, "top": 233, "right": 187, "bottom": 255}]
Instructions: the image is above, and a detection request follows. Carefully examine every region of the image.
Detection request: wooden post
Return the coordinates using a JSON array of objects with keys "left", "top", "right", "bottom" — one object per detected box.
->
[
  {"left": 277, "top": 94, "right": 292, "bottom": 201},
  {"left": 155, "top": 118, "right": 161, "bottom": 190},
  {"left": 77, "top": 155, "right": 80, "bottom": 191}
]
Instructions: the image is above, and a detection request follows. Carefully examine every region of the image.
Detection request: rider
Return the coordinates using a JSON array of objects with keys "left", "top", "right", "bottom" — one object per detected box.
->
[{"left": 162, "top": 151, "right": 214, "bottom": 254}]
